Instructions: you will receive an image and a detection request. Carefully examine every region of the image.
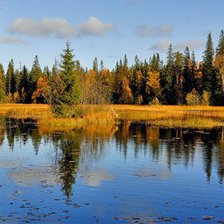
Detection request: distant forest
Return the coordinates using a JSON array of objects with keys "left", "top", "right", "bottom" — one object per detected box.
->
[{"left": 1, "top": 30, "right": 224, "bottom": 106}]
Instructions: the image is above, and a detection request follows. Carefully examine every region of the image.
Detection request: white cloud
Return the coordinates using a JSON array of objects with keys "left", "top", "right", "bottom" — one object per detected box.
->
[
  {"left": 8, "top": 17, "right": 114, "bottom": 38},
  {"left": 136, "top": 24, "right": 173, "bottom": 37},
  {"left": 150, "top": 39, "right": 204, "bottom": 52},
  {"left": 175, "top": 40, "right": 204, "bottom": 50},
  {"left": 150, "top": 40, "right": 170, "bottom": 51},
  {"left": 79, "top": 17, "right": 114, "bottom": 36},
  {"left": 0, "top": 36, "right": 25, "bottom": 44},
  {"left": 9, "top": 18, "right": 78, "bottom": 38}
]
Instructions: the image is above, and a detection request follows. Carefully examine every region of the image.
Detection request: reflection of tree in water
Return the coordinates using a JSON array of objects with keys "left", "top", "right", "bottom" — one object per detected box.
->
[
  {"left": 2, "top": 117, "right": 224, "bottom": 190},
  {"left": 145, "top": 126, "right": 159, "bottom": 159},
  {"left": 0, "top": 116, "right": 5, "bottom": 146},
  {"left": 51, "top": 126, "right": 116, "bottom": 200},
  {"left": 58, "top": 131, "right": 82, "bottom": 200},
  {"left": 115, "top": 122, "right": 224, "bottom": 183},
  {"left": 217, "top": 128, "right": 224, "bottom": 183},
  {"left": 5, "top": 118, "right": 41, "bottom": 152},
  {"left": 57, "top": 126, "right": 117, "bottom": 199},
  {"left": 2, "top": 119, "right": 117, "bottom": 200}
]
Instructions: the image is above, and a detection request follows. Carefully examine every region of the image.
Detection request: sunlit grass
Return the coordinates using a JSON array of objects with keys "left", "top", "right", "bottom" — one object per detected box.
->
[
  {"left": 38, "top": 108, "right": 116, "bottom": 132},
  {"left": 0, "top": 104, "right": 117, "bottom": 132},
  {"left": 112, "top": 105, "right": 224, "bottom": 128},
  {"left": 1, "top": 104, "right": 224, "bottom": 130},
  {"left": 0, "top": 104, "right": 52, "bottom": 118}
]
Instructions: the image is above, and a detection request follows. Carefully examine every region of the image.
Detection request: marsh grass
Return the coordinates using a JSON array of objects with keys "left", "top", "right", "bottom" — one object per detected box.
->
[
  {"left": 0, "top": 104, "right": 117, "bottom": 132},
  {"left": 1, "top": 104, "right": 224, "bottom": 130},
  {"left": 37, "top": 104, "right": 117, "bottom": 132},
  {"left": 112, "top": 105, "right": 224, "bottom": 128},
  {"left": 0, "top": 104, "right": 52, "bottom": 118}
]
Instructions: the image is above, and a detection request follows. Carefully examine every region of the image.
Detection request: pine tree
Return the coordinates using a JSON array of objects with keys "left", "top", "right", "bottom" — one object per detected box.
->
[
  {"left": 52, "top": 59, "right": 60, "bottom": 77},
  {"left": 161, "top": 44, "right": 175, "bottom": 104},
  {"left": 150, "top": 53, "right": 160, "bottom": 71},
  {"left": 123, "top": 54, "right": 128, "bottom": 68},
  {"left": 112, "top": 61, "right": 124, "bottom": 103},
  {"left": 213, "top": 31, "right": 224, "bottom": 105},
  {"left": 19, "top": 66, "right": 30, "bottom": 103},
  {"left": 0, "top": 64, "right": 5, "bottom": 101},
  {"left": 92, "top": 57, "right": 98, "bottom": 74},
  {"left": 202, "top": 32, "right": 215, "bottom": 93},
  {"left": 217, "top": 30, "right": 224, "bottom": 55},
  {"left": 100, "top": 60, "right": 104, "bottom": 72},
  {"left": 6, "top": 59, "right": 14, "bottom": 96},
  {"left": 134, "top": 55, "right": 140, "bottom": 70},
  {"left": 174, "top": 51, "right": 184, "bottom": 104},
  {"left": 59, "top": 41, "right": 81, "bottom": 105},
  {"left": 43, "top": 66, "right": 51, "bottom": 79},
  {"left": 183, "top": 46, "right": 194, "bottom": 95},
  {"left": 30, "top": 55, "right": 42, "bottom": 97}
]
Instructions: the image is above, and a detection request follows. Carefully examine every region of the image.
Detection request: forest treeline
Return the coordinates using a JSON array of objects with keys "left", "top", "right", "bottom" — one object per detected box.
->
[{"left": 0, "top": 30, "right": 224, "bottom": 106}]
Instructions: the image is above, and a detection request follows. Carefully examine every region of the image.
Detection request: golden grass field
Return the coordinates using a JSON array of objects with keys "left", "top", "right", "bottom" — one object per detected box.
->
[
  {"left": 111, "top": 104, "right": 224, "bottom": 128},
  {"left": 0, "top": 104, "right": 116, "bottom": 132},
  {"left": 0, "top": 104, "right": 224, "bottom": 130}
]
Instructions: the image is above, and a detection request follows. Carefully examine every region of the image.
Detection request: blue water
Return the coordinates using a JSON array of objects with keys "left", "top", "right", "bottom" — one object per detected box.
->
[{"left": 0, "top": 118, "right": 223, "bottom": 223}]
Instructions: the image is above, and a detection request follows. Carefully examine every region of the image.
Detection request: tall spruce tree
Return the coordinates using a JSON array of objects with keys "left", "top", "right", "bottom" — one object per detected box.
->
[
  {"left": 0, "top": 64, "right": 5, "bottom": 101},
  {"left": 183, "top": 46, "right": 194, "bottom": 95},
  {"left": 30, "top": 55, "right": 42, "bottom": 96},
  {"left": 150, "top": 53, "right": 161, "bottom": 71},
  {"left": 100, "top": 60, "right": 104, "bottom": 72},
  {"left": 161, "top": 44, "right": 175, "bottom": 104},
  {"left": 123, "top": 54, "right": 128, "bottom": 68},
  {"left": 174, "top": 51, "right": 184, "bottom": 104},
  {"left": 217, "top": 30, "right": 224, "bottom": 55},
  {"left": 18, "top": 66, "right": 30, "bottom": 103},
  {"left": 92, "top": 57, "right": 98, "bottom": 74},
  {"left": 213, "top": 30, "right": 224, "bottom": 105},
  {"left": 59, "top": 41, "right": 81, "bottom": 105},
  {"left": 202, "top": 33, "right": 215, "bottom": 93},
  {"left": 6, "top": 59, "right": 15, "bottom": 96}
]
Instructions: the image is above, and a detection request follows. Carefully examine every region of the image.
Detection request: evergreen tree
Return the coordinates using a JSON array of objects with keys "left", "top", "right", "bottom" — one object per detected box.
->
[
  {"left": 202, "top": 32, "right": 215, "bottom": 93},
  {"left": 123, "top": 54, "right": 128, "bottom": 68},
  {"left": 59, "top": 41, "right": 81, "bottom": 105},
  {"left": 52, "top": 59, "right": 60, "bottom": 77},
  {"left": 6, "top": 59, "right": 15, "bottom": 96},
  {"left": 213, "top": 30, "right": 224, "bottom": 105},
  {"left": 19, "top": 66, "right": 30, "bottom": 103},
  {"left": 134, "top": 55, "right": 141, "bottom": 70},
  {"left": 92, "top": 57, "right": 98, "bottom": 73},
  {"left": 183, "top": 46, "right": 194, "bottom": 95},
  {"left": 150, "top": 53, "right": 160, "bottom": 71},
  {"left": 30, "top": 55, "right": 42, "bottom": 96},
  {"left": 161, "top": 44, "right": 175, "bottom": 104},
  {"left": 15, "top": 69, "right": 22, "bottom": 93},
  {"left": 100, "top": 60, "right": 104, "bottom": 72},
  {"left": 174, "top": 51, "right": 184, "bottom": 104},
  {"left": 43, "top": 66, "right": 51, "bottom": 79},
  {"left": 191, "top": 51, "right": 196, "bottom": 67},
  {"left": 0, "top": 64, "right": 5, "bottom": 101},
  {"left": 217, "top": 30, "right": 224, "bottom": 55}
]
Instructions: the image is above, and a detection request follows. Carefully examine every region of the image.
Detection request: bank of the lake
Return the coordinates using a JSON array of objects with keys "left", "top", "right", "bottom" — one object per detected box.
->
[{"left": 1, "top": 104, "right": 224, "bottom": 130}]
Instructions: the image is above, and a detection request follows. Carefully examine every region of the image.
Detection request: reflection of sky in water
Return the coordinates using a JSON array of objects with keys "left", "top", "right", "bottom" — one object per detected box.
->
[
  {"left": 80, "top": 169, "right": 114, "bottom": 187},
  {"left": 0, "top": 119, "right": 223, "bottom": 223}
]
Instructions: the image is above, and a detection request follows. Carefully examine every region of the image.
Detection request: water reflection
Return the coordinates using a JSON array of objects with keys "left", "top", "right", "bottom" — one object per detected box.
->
[
  {"left": 1, "top": 117, "right": 224, "bottom": 201},
  {"left": 115, "top": 121, "right": 224, "bottom": 184}
]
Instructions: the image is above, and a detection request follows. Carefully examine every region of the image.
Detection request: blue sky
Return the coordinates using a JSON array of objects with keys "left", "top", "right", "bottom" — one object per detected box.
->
[{"left": 0, "top": 0, "right": 223, "bottom": 70}]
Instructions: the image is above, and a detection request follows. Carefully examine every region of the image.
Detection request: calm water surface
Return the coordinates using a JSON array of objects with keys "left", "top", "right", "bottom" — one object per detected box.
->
[{"left": 0, "top": 117, "right": 224, "bottom": 223}]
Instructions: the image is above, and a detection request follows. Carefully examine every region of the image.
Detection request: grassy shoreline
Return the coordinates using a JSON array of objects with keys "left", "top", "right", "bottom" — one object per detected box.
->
[{"left": 1, "top": 104, "right": 224, "bottom": 130}]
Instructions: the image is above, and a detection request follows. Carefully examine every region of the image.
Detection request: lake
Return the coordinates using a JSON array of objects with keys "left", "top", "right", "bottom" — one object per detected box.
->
[{"left": 0, "top": 117, "right": 224, "bottom": 223}]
